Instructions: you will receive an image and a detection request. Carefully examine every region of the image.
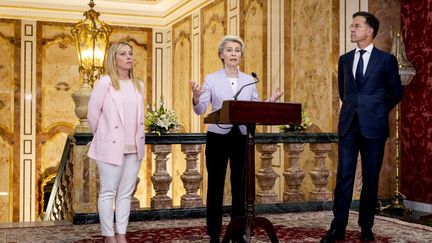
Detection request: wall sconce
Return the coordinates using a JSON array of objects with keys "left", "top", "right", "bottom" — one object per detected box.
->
[
  {"left": 71, "top": 0, "right": 111, "bottom": 133},
  {"left": 380, "top": 30, "right": 416, "bottom": 215}
]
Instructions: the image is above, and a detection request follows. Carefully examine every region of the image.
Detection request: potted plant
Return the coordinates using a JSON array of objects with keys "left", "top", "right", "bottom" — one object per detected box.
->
[{"left": 279, "top": 109, "right": 312, "bottom": 133}]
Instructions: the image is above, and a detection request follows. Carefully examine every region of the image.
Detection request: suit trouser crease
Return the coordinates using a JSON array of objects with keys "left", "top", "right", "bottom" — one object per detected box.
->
[
  {"left": 332, "top": 114, "right": 386, "bottom": 230},
  {"left": 205, "top": 127, "right": 247, "bottom": 237},
  {"left": 96, "top": 153, "right": 142, "bottom": 236}
]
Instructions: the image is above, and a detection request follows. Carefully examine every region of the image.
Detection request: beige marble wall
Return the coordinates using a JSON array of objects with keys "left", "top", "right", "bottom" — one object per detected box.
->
[
  {"left": 201, "top": 0, "right": 227, "bottom": 77},
  {"left": 284, "top": 0, "right": 340, "bottom": 199},
  {"left": 0, "top": 19, "right": 20, "bottom": 223},
  {"left": 241, "top": 0, "right": 267, "bottom": 100},
  {"left": 171, "top": 17, "right": 192, "bottom": 205}
]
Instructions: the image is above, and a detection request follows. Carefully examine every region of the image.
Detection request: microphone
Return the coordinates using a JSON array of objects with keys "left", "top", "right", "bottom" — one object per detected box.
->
[{"left": 233, "top": 72, "right": 259, "bottom": 100}]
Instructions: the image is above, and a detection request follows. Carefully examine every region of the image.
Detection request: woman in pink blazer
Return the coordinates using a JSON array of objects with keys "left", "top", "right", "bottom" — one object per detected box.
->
[
  {"left": 190, "top": 35, "right": 282, "bottom": 243},
  {"left": 87, "top": 41, "right": 145, "bottom": 243}
]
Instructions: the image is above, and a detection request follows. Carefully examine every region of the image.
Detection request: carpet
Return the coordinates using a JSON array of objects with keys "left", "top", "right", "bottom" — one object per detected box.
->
[{"left": 1, "top": 211, "right": 431, "bottom": 242}]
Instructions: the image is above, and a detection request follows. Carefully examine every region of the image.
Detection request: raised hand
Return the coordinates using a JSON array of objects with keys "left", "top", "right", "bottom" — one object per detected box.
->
[
  {"left": 269, "top": 87, "right": 283, "bottom": 102},
  {"left": 190, "top": 80, "right": 204, "bottom": 105}
]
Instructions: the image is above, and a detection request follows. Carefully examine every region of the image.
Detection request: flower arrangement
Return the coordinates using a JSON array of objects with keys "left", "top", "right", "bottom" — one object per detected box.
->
[
  {"left": 145, "top": 99, "right": 179, "bottom": 136},
  {"left": 279, "top": 110, "right": 312, "bottom": 133}
]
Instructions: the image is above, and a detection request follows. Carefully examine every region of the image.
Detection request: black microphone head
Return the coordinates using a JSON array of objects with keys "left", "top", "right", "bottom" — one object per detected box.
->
[{"left": 251, "top": 72, "right": 257, "bottom": 79}]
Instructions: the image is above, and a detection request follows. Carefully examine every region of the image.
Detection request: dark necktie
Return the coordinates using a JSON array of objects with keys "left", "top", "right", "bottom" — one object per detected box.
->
[{"left": 355, "top": 50, "right": 366, "bottom": 86}]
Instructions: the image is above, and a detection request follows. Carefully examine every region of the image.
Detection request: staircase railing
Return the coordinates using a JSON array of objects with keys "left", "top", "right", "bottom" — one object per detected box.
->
[{"left": 43, "top": 135, "right": 74, "bottom": 221}]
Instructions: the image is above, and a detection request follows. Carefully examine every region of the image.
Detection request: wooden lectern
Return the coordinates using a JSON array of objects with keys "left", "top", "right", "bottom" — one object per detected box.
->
[{"left": 204, "top": 100, "right": 302, "bottom": 243}]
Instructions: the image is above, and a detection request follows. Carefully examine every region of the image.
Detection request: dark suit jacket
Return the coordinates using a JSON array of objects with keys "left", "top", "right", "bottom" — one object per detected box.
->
[{"left": 338, "top": 47, "right": 403, "bottom": 139}]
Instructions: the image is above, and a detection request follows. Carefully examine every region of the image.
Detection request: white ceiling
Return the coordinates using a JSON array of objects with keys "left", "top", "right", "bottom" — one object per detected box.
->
[{"left": 0, "top": 0, "right": 211, "bottom": 27}]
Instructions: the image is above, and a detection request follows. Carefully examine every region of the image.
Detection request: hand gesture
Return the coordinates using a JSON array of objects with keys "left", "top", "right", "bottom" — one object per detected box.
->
[
  {"left": 269, "top": 88, "right": 283, "bottom": 102},
  {"left": 190, "top": 80, "right": 204, "bottom": 105}
]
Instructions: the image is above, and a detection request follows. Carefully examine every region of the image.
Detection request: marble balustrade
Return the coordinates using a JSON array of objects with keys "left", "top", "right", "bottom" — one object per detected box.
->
[{"left": 46, "top": 132, "right": 338, "bottom": 221}]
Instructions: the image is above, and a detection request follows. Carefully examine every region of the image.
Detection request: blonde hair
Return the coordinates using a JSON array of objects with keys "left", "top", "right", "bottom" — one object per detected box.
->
[
  {"left": 105, "top": 41, "right": 142, "bottom": 92},
  {"left": 217, "top": 35, "right": 245, "bottom": 65}
]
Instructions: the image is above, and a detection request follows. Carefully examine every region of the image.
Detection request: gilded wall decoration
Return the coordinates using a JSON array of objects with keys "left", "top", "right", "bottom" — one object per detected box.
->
[
  {"left": 290, "top": 0, "right": 335, "bottom": 133},
  {"left": 0, "top": 136, "right": 12, "bottom": 222},
  {"left": 285, "top": 0, "right": 339, "bottom": 199},
  {"left": 172, "top": 17, "right": 192, "bottom": 205},
  {"left": 242, "top": 0, "right": 266, "bottom": 100},
  {"left": 40, "top": 35, "right": 80, "bottom": 131},
  {"left": 0, "top": 34, "right": 14, "bottom": 132},
  {"left": 201, "top": 0, "right": 226, "bottom": 78},
  {"left": 0, "top": 20, "right": 19, "bottom": 223}
]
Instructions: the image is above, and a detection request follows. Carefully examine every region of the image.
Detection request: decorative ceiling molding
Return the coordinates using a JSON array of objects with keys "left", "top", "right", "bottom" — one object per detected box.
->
[{"left": 0, "top": 0, "right": 212, "bottom": 27}]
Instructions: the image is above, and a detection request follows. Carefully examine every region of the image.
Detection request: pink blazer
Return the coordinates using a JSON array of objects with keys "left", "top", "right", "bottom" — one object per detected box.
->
[
  {"left": 193, "top": 69, "right": 259, "bottom": 135},
  {"left": 87, "top": 75, "right": 145, "bottom": 165}
]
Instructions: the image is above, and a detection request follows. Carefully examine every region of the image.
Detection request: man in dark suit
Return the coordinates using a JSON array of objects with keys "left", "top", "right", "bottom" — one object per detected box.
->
[{"left": 321, "top": 11, "right": 403, "bottom": 243}]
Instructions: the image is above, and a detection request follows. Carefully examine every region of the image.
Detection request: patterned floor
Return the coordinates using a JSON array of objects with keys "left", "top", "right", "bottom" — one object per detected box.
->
[{"left": 1, "top": 211, "right": 431, "bottom": 242}]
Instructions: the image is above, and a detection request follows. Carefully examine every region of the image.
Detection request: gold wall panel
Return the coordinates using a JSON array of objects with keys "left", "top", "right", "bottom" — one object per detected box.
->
[
  {"left": 37, "top": 22, "right": 79, "bottom": 217},
  {"left": 40, "top": 33, "right": 79, "bottom": 131},
  {"left": 284, "top": 0, "right": 339, "bottom": 199},
  {"left": 0, "top": 136, "right": 12, "bottom": 222},
  {"left": 289, "top": 0, "right": 338, "bottom": 132},
  {"left": 172, "top": 17, "right": 192, "bottom": 205},
  {"left": 0, "top": 25, "right": 15, "bottom": 132},
  {"left": 201, "top": 0, "right": 227, "bottom": 78},
  {"left": 0, "top": 19, "right": 20, "bottom": 223},
  {"left": 242, "top": 0, "right": 266, "bottom": 99},
  {"left": 172, "top": 18, "right": 192, "bottom": 133}
]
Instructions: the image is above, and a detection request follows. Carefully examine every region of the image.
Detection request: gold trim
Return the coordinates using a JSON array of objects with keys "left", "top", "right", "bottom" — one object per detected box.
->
[
  {"left": 39, "top": 173, "right": 56, "bottom": 218},
  {"left": 0, "top": 0, "right": 213, "bottom": 27}
]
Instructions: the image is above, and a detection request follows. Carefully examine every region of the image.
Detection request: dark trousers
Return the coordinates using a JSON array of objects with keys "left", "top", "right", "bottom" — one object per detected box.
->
[
  {"left": 332, "top": 113, "right": 386, "bottom": 231},
  {"left": 205, "top": 126, "right": 247, "bottom": 237}
]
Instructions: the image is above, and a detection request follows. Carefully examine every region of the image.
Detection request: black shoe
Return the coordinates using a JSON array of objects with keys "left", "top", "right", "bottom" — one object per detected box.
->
[
  {"left": 320, "top": 228, "right": 345, "bottom": 243},
  {"left": 360, "top": 228, "right": 375, "bottom": 241},
  {"left": 209, "top": 235, "right": 220, "bottom": 243}
]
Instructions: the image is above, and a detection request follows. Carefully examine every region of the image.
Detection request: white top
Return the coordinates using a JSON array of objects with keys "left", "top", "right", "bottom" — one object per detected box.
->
[
  {"left": 228, "top": 77, "right": 238, "bottom": 94},
  {"left": 353, "top": 43, "right": 374, "bottom": 77},
  {"left": 120, "top": 79, "right": 138, "bottom": 153}
]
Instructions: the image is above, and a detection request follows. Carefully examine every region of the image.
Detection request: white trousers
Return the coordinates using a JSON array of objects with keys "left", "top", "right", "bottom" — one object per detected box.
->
[{"left": 96, "top": 153, "right": 142, "bottom": 236}]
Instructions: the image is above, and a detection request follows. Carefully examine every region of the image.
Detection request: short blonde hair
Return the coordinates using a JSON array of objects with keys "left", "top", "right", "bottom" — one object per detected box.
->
[
  {"left": 105, "top": 41, "right": 142, "bottom": 92},
  {"left": 217, "top": 35, "right": 245, "bottom": 65}
]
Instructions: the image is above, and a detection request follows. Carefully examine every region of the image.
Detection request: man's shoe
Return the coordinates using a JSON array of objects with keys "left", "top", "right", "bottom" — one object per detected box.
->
[
  {"left": 320, "top": 228, "right": 345, "bottom": 243},
  {"left": 209, "top": 235, "right": 220, "bottom": 243},
  {"left": 360, "top": 228, "right": 375, "bottom": 241}
]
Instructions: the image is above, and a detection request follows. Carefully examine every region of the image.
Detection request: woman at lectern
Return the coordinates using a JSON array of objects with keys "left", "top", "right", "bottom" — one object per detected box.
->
[
  {"left": 190, "top": 35, "right": 282, "bottom": 243},
  {"left": 87, "top": 41, "right": 145, "bottom": 243}
]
